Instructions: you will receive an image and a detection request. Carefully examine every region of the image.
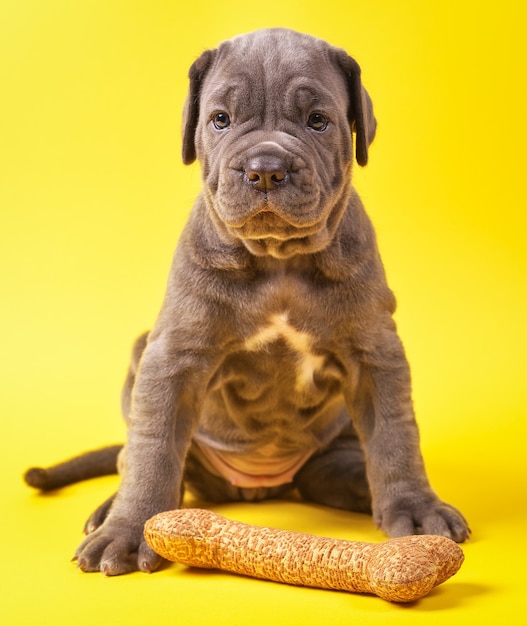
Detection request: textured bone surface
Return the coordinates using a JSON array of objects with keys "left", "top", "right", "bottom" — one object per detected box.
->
[{"left": 144, "top": 508, "right": 464, "bottom": 602}]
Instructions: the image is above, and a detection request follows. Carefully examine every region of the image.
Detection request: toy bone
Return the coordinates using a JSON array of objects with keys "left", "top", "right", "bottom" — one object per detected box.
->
[{"left": 144, "top": 508, "right": 464, "bottom": 603}]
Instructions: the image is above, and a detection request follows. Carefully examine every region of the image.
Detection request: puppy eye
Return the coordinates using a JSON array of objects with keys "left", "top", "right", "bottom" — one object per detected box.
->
[
  {"left": 212, "top": 112, "right": 231, "bottom": 130},
  {"left": 307, "top": 112, "right": 329, "bottom": 132}
]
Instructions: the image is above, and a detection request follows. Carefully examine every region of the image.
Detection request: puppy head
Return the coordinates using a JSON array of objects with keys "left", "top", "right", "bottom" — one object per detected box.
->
[{"left": 183, "top": 29, "right": 376, "bottom": 259}]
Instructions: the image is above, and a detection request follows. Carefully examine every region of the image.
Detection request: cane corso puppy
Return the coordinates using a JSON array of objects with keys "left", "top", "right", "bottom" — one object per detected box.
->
[{"left": 25, "top": 28, "right": 470, "bottom": 575}]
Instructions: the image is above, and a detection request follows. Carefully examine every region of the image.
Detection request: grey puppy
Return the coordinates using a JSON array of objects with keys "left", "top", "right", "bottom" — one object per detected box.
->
[{"left": 25, "top": 28, "right": 470, "bottom": 575}]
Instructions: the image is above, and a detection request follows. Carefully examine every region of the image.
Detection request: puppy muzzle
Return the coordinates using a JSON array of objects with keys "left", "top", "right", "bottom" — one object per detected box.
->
[{"left": 213, "top": 141, "right": 336, "bottom": 257}]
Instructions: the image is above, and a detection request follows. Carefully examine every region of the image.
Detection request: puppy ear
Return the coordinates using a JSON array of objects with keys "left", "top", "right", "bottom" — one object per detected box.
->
[
  {"left": 353, "top": 84, "right": 376, "bottom": 166},
  {"left": 182, "top": 49, "right": 217, "bottom": 165},
  {"left": 332, "top": 51, "right": 377, "bottom": 167}
]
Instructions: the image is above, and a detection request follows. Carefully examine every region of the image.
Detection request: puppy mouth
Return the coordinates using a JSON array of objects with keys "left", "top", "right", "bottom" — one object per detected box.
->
[
  {"left": 225, "top": 212, "right": 330, "bottom": 258},
  {"left": 242, "top": 233, "right": 330, "bottom": 259},
  {"left": 229, "top": 207, "right": 324, "bottom": 241}
]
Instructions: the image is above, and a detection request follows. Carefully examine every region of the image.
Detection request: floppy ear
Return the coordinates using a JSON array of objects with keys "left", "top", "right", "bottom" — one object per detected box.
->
[
  {"left": 332, "top": 51, "right": 377, "bottom": 167},
  {"left": 352, "top": 80, "right": 376, "bottom": 167},
  {"left": 182, "top": 49, "right": 218, "bottom": 165}
]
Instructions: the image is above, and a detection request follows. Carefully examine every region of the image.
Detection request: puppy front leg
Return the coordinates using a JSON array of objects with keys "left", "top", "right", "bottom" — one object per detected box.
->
[
  {"left": 74, "top": 337, "right": 206, "bottom": 575},
  {"left": 348, "top": 325, "right": 470, "bottom": 543}
]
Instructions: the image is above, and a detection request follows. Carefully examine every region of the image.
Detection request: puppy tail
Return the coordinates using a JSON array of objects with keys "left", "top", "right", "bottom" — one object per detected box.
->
[{"left": 23, "top": 444, "right": 122, "bottom": 491}]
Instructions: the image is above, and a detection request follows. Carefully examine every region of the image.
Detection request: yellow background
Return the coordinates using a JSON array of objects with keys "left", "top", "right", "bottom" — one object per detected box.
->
[{"left": 2, "top": 0, "right": 526, "bottom": 623}]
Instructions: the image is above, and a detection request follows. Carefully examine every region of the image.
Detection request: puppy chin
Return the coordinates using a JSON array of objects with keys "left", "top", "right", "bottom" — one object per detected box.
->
[{"left": 240, "top": 231, "right": 331, "bottom": 259}]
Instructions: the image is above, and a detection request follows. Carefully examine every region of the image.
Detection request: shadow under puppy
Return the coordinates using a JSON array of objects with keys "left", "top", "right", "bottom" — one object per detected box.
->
[{"left": 25, "top": 28, "right": 470, "bottom": 575}]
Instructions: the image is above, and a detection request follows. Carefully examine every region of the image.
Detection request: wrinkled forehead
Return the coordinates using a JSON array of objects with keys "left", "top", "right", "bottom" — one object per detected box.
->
[
  {"left": 201, "top": 29, "right": 347, "bottom": 110},
  {"left": 218, "top": 29, "right": 329, "bottom": 71}
]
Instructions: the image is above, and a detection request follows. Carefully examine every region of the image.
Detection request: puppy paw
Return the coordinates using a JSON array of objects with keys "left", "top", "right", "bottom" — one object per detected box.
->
[
  {"left": 83, "top": 493, "right": 116, "bottom": 534},
  {"left": 73, "top": 520, "right": 164, "bottom": 575},
  {"left": 375, "top": 495, "right": 471, "bottom": 543}
]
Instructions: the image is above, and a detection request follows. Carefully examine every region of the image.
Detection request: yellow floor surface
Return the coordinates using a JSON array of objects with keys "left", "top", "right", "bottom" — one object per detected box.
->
[{"left": 2, "top": 1, "right": 527, "bottom": 624}]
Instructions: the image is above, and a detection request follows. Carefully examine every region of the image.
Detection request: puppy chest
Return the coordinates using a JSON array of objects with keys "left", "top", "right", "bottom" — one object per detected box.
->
[
  {"left": 207, "top": 313, "right": 345, "bottom": 426},
  {"left": 244, "top": 313, "right": 325, "bottom": 392}
]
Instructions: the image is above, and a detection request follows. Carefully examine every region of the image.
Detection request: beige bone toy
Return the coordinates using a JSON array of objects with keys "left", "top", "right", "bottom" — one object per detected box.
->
[{"left": 144, "top": 508, "right": 464, "bottom": 603}]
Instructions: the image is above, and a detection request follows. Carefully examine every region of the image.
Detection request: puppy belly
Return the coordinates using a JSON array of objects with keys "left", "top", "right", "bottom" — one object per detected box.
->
[{"left": 193, "top": 440, "right": 315, "bottom": 488}]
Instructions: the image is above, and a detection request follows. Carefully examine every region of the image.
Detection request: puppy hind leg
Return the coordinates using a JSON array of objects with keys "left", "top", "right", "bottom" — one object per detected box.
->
[
  {"left": 121, "top": 331, "right": 149, "bottom": 422},
  {"left": 294, "top": 425, "right": 372, "bottom": 514}
]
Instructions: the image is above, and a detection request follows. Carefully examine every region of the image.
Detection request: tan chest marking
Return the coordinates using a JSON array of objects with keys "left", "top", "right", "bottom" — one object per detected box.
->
[{"left": 244, "top": 313, "right": 324, "bottom": 392}]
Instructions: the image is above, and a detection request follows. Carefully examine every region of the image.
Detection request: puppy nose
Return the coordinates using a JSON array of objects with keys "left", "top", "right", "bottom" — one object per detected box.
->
[{"left": 245, "top": 156, "right": 287, "bottom": 192}]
